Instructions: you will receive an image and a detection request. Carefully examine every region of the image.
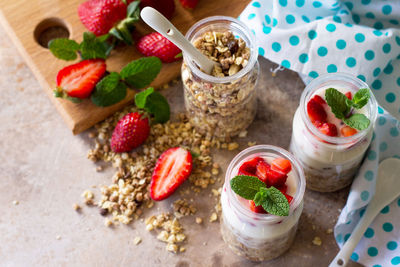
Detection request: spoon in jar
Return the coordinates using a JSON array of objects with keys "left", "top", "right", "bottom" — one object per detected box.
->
[
  {"left": 329, "top": 157, "right": 400, "bottom": 267},
  {"left": 140, "top": 7, "right": 216, "bottom": 74}
]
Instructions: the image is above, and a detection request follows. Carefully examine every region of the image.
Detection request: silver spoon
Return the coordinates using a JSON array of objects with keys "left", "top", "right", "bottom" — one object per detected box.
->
[
  {"left": 329, "top": 157, "right": 400, "bottom": 267},
  {"left": 140, "top": 7, "right": 216, "bottom": 74}
]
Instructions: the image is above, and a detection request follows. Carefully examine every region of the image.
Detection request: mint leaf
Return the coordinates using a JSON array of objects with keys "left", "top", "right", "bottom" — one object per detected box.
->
[
  {"left": 134, "top": 87, "right": 154, "bottom": 108},
  {"left": 91, "top": 72, "right": 127, "bottom": 107},
  {"left": 343, "top": 113, "right": 370, "bottom": 130},
  {"left": 253, "top": 188, "right": 268, "bottom": 206},
  {"left": 48, "top": 38, "right": 79, "bottom": 61},
  {"left": 80, "top": 32, "right": 108, "bottom": 60},
  {"left": 145, "top": 91, "right": 170, "bottom": 123},
  {"left": 351, "top": 88, "right": 370, "bottom": 109},
  {"left": 325, "top": 88, "right": 350, "bottom": 119},
  {"left": 121, "top": 57, "right": 162, "bottom": 89},
  {"left": 260, "top": 187, "right": 290, "bottom": 216},
  {"left": 230, "top": 175, "right": 266, "bottom": 200}
]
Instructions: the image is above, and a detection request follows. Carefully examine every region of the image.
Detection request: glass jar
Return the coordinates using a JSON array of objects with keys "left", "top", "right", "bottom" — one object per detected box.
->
[
  {"left": 290, "top": 73, "right": 378, "bottom": 192},
  {"left": 220, "top": 145, "right": 306, "bottom": 261},
  {"left": 181, "top": 16, "right": 259, "bottom": 140}
]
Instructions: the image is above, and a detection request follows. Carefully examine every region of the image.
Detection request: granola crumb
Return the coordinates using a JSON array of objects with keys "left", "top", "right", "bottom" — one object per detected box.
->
[
  {"left": 12, "top": 200, "right": 19, "bottom": 205},
  {"left": 247, "top": 141, "right": 257, "bottom": 147},
  {"left": 203, "top": 242, "right": 207, "bottom": 246},
  {"left": 312, "top": 236, "right": 322, "bottom": 246},
  {"left": 238, "top": 130, "right": 247, "bottom": 138},
  {"left": 180, "top": 247, "right": 186, "bottom": 252},
  {"left": 209, "top": 212, "right": 218, "bottom": 222},
  {"left": 96, "top": 166, "right": 103, "bottom": 172},
  {"left": 173, "top": 199, "right": 196, "bottom": 217},
  {"left": 227, "top": 142, "right": 239, "bottom": 151},
  {"left": 56, "top": 235, "right": 61, "bottom": 240},
  {"left": 104, "top": 218, "right": 113, "bottom": 227},
  {"left": 133, "top": 236, "right": 142, "bottom": 245},
  {"left": 326, "top": 228, "right": 333, "bottom": 234},
  {"left": 195, "top": 217, "right": 203, "bottom": 224},
  {"left": 73, "top": 203, "right": 81, "bottom": 211},
  {"left": 82, "top": 190, "right": 94, "bottom": 205}
]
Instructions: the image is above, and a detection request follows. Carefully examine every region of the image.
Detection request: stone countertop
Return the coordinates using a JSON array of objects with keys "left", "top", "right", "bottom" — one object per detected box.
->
[{"left": 0, "top": 23, "right": 362, "bottom": 267}]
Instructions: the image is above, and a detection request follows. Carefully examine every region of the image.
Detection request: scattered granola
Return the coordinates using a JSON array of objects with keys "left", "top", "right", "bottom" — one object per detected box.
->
[
  {"left": 195, "top": 217, "right": 203, "bottom": 224},
  {"left": 145, "top": 213, "right": 186, "bottom": 253},
  {"left": 133, "top": 236, "right": 142, "bottom": 245},
  {"left": 73, "top": 203, "right": 81, "bottom": 211},
  {"left": 104, "top": 218, "right": 113, "bottom": 227},
  {"left": 82, "top": 190, "right": 94, "bottom": 205},
  {"left": 326, "top": 228, "right": 333, "bottom": 234},
  {"left": 312, "top": 236, "right": 322, "bottom": 246},
  {"left": 209, "top": 212, "right": 218, "bottom": 222},
  {"left": 173, "top": 199, "right": 196, "bottom": 218}
]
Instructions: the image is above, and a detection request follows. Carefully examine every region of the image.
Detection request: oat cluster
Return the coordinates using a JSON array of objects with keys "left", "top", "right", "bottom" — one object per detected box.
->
[{"left": 173, "top": 199, "right": 197, "bottom": 218}]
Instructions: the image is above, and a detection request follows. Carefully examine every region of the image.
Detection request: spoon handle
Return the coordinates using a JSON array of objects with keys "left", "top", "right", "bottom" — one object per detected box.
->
[
  {"left": 140, "top": 7, "right": 215, "bottom": 74},
  {"left": 329, "top": 201, "right": 378, "bottom": 267}
]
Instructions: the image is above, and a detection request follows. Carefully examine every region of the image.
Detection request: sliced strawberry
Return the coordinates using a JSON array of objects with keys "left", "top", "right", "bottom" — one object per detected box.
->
[
  {"left": 318, "top": 122, "right": 338, "bottom": 137},
  {"left": 111, "top": 112, "right": 150, "bottom": 153},
  {"left": 312, "top": 95, "right": 326, "bottom": 105},
  {"left": 341, "top": 125, "right": 358, "bottom": 137},
  {"left": 140, "top": 0, "right": 175, "bottom": 19},
  {"left": 238, "top": 157, "right": 264, "bottom": 176},
  {"left": 137, "top": 32, "right": 182, "bottom": 63},
  {"left": 277, "top": 184, "right": 288, "bottom": 194},
  {"left": 307, "top": 98, "right": 327, "bottom": 123},
  {"left": 56, "top": 59, "right": 106, "bottom": 99},
  {"left": 266, "top": 168, "right": 288, "bottom": 187},
  {"left": 255, "top": 161, "right": 270, "bottom": 183},
  {"left": 179, "top": 0, "right": 199, "bottom": 9},
  {"left": 345, "top": 91, "right": 352, "bottom": 100},
  {"left": 271, "top": 158, "right": 292, "bottom": 174},
  {"left": 150, "top": 147, "right": 193, "bottom": 201},
  {"left": 284, "top": 193, "right": 293, "bottom": 204},
  {"left": 248, "top": 200, "right": 267, "bottom": 214}
]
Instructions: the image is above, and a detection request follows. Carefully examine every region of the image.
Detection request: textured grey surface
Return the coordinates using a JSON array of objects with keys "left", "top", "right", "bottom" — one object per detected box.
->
[{"left": 0, "top": 23, "right": 362, "bottom": 267}]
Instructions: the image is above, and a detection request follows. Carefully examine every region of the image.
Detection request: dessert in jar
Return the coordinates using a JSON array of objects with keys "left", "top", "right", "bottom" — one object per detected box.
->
[
  {"left": 181, "top": 16, "right": 259, "bottom": 139},
  {"left": 290, "top": 73, "right": 377, "bottom": 192},
  {"left": 220, "top": 145, "right": 306, "bottom": 261}
]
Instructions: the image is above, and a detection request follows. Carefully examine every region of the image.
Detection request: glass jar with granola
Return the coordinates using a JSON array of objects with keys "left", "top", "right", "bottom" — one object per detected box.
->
[
  {"left": 290, "top": 73, "right": 378, "bottom": 192},
  {"left": 181, "top": 16, "right": 259, "bottom": 139},
  {"left": 220, "top": 145, "right": 306, "bottom": 261}
]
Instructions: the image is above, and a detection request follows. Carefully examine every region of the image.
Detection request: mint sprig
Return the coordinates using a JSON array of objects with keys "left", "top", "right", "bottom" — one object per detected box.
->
[
  {"left": 325, "top": 88, "right": 371, "bottom": 131},
  {"left": 91, "top": 72, "right": 127, "bottom": 107},
  {"left": 230, "top": 175, "right": 290, "bottom": 216},
  {"left": 121, "top": 57, "right": 162, "bottom": 89}
]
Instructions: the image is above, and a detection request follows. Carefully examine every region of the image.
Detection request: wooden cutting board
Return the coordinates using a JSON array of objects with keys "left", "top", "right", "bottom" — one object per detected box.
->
[{"left": 0, "top": 0, "right": 249, "bottom": 134}]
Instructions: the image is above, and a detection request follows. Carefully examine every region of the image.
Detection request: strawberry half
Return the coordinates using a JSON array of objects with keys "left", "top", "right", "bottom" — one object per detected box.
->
[
  {"left": 248, "top": 200, "right": 267, "bottom": 214},
  {"left": 179, "top": 0, "right": 199, "bottom": 9},
  {"left": 255, "top": 160, "right": 271, "bottom": 184},
  {"left": 341, "top": 125, "right": 357, "bottom": 137},
  {"left": 137, "top": 33, "right": 182, "bottom": 63},
  {"left": 271, "top": 158, "right": 292, "bottom": 174},
  {"left": 140, "top": 0, "right": 175, "bottom": 19},
  {"left": 307, "top": 98, "right": 327, "bottom": 123},
  {"left": 78, "top": 0, "right": 127, "bottom": 36},
  {"left": 56, "top": 59, "right": 106, "bottom": 99},
  {"left": 238, "top": 156, "right": 264, "bottom": 176},
  {"left": 318, "top": 122, "right": 338, "bottom": 137},
  {"left": 150, "top": 147, "right": 193, "bottom": 201},
  {"left": 111, "top": 112, "right": 150, "bottom": 153}
]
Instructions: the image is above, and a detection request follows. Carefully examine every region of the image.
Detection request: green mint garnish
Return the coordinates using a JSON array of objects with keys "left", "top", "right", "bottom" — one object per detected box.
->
[
  {"left": 230, "top": 175, "right": 290, "bottom": 216},
  {"left": 80, "top": 32, "right": 110, "bottom": 60},
  {"left": 48, "top": 39, "right": 80, "bottom": 61},
  {"left": 325, "top": 88, "right": 371, "bottom": 131},
  {"left": 121, "top": 56, "right": 162, "bottom": 89},
  {"left": 135, "top": 87, "right": 170, "bottom": 123},
  {"left": 91, "top": 72, "right": 127, "bottom": 107}
]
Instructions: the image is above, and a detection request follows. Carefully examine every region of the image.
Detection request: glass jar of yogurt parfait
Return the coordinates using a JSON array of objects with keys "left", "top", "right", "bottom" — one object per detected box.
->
[
  {"left": 220, "top": 145, "right": 306, "bottom": 261},
  {"left": 181, "top": 16, "right": 259, "bottom": 140},
  {"left": 290, "top": 73, "right": 377, "bottom": 192}
]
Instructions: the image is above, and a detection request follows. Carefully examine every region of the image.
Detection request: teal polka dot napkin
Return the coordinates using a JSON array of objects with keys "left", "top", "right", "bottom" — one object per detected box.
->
[{"left": 239, "top": 1, "right": 400, "bottom": 266}]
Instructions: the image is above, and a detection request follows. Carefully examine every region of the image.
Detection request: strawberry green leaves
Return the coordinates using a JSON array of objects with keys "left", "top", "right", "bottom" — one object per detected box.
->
[
  {"left": 230, "top": 175, "right": 290, "bottom": 216},
  {"left": 121, "top": 57, "right": 162, "bottom": 88},
  {"left": 91, "top": 72, "right": 127, "bottom": 107},
  {"left": 325, "top": 88, "right": 371, "bottom": 131},
  {"left": 135, "top": 87, "right": 170, "bottom": 123}
]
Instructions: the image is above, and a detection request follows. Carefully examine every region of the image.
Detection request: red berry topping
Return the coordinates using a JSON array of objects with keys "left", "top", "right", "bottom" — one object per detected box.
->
[
  {"left": 248, "top": 200, "right": 267, "bottom": 214},
  {"left": 318, "top": 122, "right": 338, "bottom": 137},
  {"left": 277, "top": 184, "right": 288, "bottom": 194},
  {"left": 307, "top": 98, "right": 327, "bottom": 123},
  {"left": 137, "top": 32, "right": 182, "bottom": 63},
  {"left": 313, "top": 95, "right": 326, "bottom": 105},
  {"left": 271, "top": 158, "right": 292, "bottom": 174},
  {"left": 111, "top": 112, "right": 150, "bottom": 153},
  {"left": 238, "top": 157, "right": 264, "bottom": 176},
  {"left": 345, "top": 91, "right": 352, "bottom": 100},
  {"left": 284, "top": 193, "right": 293, "bottom": 204},
  {"left": 56, "top": 59, "right": 106, "bottom": 99},
  {"left": 150, "top": 147, "right": 193, "bottom": 201},
  {"left": 341, "top": 125, "right": 358, "bottom": 137},
  {"left": 265, "top": 168, "right": 288, "bottom": 187},
  {"left": 255, "top": 160, "right": 271, "bottom": 183}
]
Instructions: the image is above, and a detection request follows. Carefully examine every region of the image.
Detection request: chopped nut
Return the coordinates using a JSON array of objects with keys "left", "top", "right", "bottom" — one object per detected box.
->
[
  {"left": 133, "top": 236, "right": 142, "bottom": 245},
  {"left": 166, "top": 243, "right": 178, "bottom": 253},
  {"left": 248, "top": 141, "right": 257, "bottom": 147},
  {"left": 73, "top": 203, "right": 81, "bottom": 211},
  {"left": 195, "top": 217, "right": 203, "bottom": 224},
  {"left": 209, "top": 212, "right": 218, "bottom": 222},
  {"left": 326, "top": 228, "right": 333, "bottom": 234},
  {"left": 312, "top": 236, "right": 322, "bottom": 246},
  {"left": 179, "top": 247, "right": 186, "bottom": 252},
  {"left": 96, "top": 166, "right": 103, "bottom": 172},
  {"left": 12, "top": 200, "right": 19, "bottom": 205},
  {"left": 228, "top": 142, "right": 239, "bottom": 151},
  {"left": 238, "top": 130, "right": 247, "bottom": 138},
  {"left": 104, "top": 219, "right": 113, "bottom": 227}
]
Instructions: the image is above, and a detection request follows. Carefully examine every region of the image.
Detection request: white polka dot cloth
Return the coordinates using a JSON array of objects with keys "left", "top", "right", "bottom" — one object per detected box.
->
[{"left": 239, "top": 1, "right": 400, "bottom": 266}]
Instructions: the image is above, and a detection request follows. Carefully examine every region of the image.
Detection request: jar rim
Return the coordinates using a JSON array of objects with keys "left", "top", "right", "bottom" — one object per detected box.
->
[
  {"left": 224, "top": 145, "right": 306, "bottom": 222},
  {"left": 300, "top": 73, "right": 378, "bottom": 145},
  {"left": 183, "top": 16, "right": 258, "bottom": 83}
]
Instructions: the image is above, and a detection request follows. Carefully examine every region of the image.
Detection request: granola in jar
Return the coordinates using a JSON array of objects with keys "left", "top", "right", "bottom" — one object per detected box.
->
[{"left": 182, "top": 16, "right": 259, "bottom": 139}]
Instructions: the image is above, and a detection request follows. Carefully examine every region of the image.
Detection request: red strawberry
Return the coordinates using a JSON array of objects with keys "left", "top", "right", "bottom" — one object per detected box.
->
[
  {"left": 312, "top": 95, "right": 326, "bottom": 105},
  {"left": 271, "top": 158, "right": 292, "bottom": 174},
  {"left": 341, "top": 125, "right": 358, "bottom": 137},
  {"left": 248, "top": 200, "right": 266, "bottom": 214},
  {"left": 238, "top": 157, "right": 264, "bottom": 176},
  {"left": 179, "top": 0, "right": 199, "bottom": 9},
  {"left": 345, "top": 91, "right": 352, "bottom": 100},
  {"left": 307, "top": 98, "right": 327, "bottom": 123},
  {"left": 140, "top": 0, "right": 175, "bottom": 19},
  {"left": 78, "top": 0, "right": 127, "bottom": 36},
  {"left": 111, "top": 112, "right": 150, "bottom": 153},
  {"left": 255, "top": 160, "right": 270, "bottom": 183},
  {"left": 284, "top": 193, "right": 293, "bottom": 204},
  {"left": 266, "top": 168, "right": 288, "bottom": 187},
  {"left": 318, "top": 122, "right": 338, "bottom": 137},
  {"left": 56, "top": 59, "right": 106, "bottom": 99},
  {"left": 150, "top": 147, "right": 193, "bottom": 201},
  {"left": 137, "top": 32, "right": 182, "bottom": 63}
]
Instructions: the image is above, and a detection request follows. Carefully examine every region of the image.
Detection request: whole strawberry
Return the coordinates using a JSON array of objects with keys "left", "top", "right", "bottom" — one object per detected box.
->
[
  {"left": 78, "top": 0, "right": 127, "bottom": 36},
  {"left": 179, "top": 0, "right": 199, "bottom": 9},
  {"left": 137, "top": 32, "right": 182, "bottom": 63},
  {"left": 140, "top": 0, "right": 175, "bottom": 19},
  {"left": 111, "top": 112, "right": 150, "bottom": 153}
]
